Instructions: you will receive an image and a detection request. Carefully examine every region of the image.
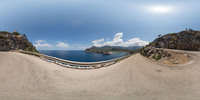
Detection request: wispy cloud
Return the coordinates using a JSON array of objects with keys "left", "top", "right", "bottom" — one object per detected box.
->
[
  {"left": 35, "top": 40, "right": 46, "bottom": 43},
  {"left": 92, "top": 33, "right": 149, "bottom": 47},
  {"left": 34, "top": 43, "right": 53, "bottom": 48},
  {"left": 56, "top": 41, "right": 70, "bottom": 48}
]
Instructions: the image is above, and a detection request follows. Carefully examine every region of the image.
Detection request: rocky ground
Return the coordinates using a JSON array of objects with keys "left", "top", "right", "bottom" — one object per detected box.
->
[{"left": 143, "top": 47, "right": 192, "bottom": 66}]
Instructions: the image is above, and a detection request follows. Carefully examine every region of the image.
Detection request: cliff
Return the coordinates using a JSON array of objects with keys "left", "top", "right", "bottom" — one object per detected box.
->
[
  {"left": 140, "top": 29, "right": 200, "bottom": 62},
  {"left": 0, "top": 31, "right": 38, "bottom": 52},
  {"left": 151, "top": 29, "right": 200, "bottom": 51}
]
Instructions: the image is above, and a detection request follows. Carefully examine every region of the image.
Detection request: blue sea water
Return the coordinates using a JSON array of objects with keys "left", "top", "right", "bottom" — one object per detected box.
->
[{"left": 39, "top": 50, "right": 127, "bottom": 62}]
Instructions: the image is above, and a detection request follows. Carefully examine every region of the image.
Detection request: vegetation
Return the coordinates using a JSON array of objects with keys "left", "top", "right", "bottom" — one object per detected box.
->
[
  {"left": 158, "top": 34, "right": 162, "bottom": 38},
  {"left": 0, "top": 35, "right": 4, "bottom": 38},
  {"left": 140, "top": 46, "right": 147, "bottom": 56},
  {"left": 171, "top": 33, "right": 176, "bottom": 35},
  {"left": 152, "top": 54, "right": 162, "bottom": 61},
  {"left": 23, "top": 34, "right": 27, "bottom": 38},
  {"left": 24, "top": 46, "right": 39, "bottom": 53},
  {"left": 0, "top": 31, "right": 20, "bottom": 35},
  {"left": 0, "top": 31, "right": 10, "bottom": 34},
  {"left": 12, "top": 31, "right": 20, "bottom": 35}
]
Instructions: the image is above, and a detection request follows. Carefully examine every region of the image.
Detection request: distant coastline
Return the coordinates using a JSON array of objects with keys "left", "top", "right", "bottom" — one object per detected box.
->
[
  {"left": 39, "top": 50, "right": 127, "bottom": 62},
  {"left": 85, "top": 45, "right": 142, "bottom": 55}
]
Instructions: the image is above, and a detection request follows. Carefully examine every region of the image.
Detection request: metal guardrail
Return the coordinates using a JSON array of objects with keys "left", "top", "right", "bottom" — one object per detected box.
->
[{"left": 19, "top": 50, "right": 131, "bottom": 69}]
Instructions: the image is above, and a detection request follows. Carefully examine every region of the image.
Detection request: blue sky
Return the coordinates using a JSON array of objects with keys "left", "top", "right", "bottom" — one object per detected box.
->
[{"left": 1, "top": 0, "right": 200, "bottom": 50}]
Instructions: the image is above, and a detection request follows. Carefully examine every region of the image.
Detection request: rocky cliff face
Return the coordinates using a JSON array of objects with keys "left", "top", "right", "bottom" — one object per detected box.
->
[
  {"left": 140, "top": 29, "right": 200, "bottom": 62},
  {"left": 152, "top": 29, "right": 200, "bottom": 51},
  {"left": 0, "top": 31, "right": 38, "bottom": 52}
]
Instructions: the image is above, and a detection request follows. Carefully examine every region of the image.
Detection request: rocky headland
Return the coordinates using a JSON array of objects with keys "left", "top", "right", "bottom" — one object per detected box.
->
[
  {"left": 0, "top": 31, "right": 38, "bottom": 52},
  {"left": 85, "top": 45, "right": 142, "bottom": 55}
]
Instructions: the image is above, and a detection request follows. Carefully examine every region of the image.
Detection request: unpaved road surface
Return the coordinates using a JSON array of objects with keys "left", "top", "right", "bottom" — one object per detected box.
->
[{"left": 0, "top": 50, "right": 200, "bottom": 100}]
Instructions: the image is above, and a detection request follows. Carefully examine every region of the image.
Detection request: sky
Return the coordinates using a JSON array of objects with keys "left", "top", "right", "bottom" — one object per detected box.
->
[{"left": 1, "top": 0, "right": 200, "bottom": 50}]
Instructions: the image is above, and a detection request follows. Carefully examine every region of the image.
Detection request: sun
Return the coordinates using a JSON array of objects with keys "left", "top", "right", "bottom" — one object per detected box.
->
[{"left": 149, "top": 6, "right": 172, "bottom": 13}]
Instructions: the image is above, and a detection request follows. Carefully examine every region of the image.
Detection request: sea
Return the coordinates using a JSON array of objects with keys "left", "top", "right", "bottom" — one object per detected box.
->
[{"left": 39, "top": 50, "right": 127, "bottom": 62}]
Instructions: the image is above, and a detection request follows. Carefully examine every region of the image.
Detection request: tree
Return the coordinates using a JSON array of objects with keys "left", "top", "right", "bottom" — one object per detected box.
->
[{"left": 158, "top": 34, "right": 161, "bottom": 38}]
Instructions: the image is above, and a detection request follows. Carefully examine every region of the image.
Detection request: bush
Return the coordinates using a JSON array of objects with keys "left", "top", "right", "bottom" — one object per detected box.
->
[
  {"left": 157, "top": 54, "right": 162, "bottom": 60},
  {"left": 171, "top": 33, "right": 176, "bottom": 35},
  {"left": 155, "top": 42, "right": 159, "bottom": 45},
  {"left": 12, "top": 31, "right": 20, "bottom": 35},
  {"left": 0, "top": 35, "right": 4, "bottom": 38},
  {"left": 0, "top": 31, "right": 10, "bottom": 34},
  {"left": 152, "top": 54, "right": 162, "bottom": 61},
  {"left": 24, "top": 46, "right": 39, "bottom": 53}
]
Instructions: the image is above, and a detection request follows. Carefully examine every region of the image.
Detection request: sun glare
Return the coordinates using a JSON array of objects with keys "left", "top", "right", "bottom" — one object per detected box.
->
[{"left": 149, "top": 6, "right": 172, "bottom": 13}]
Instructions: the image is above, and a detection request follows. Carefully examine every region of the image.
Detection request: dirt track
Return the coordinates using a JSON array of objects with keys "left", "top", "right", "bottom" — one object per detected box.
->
[{"left": 0, "top": 50, "right": 200, "bottom": 100}]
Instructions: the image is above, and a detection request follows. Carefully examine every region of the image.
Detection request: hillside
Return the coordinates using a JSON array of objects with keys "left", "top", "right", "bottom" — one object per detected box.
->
[
  {"left": 151, "top": 29, "right": 200, "bottom": 51},
  {"left": 140, "top": 29, "right": 200, "bottom": 64},
  {"left": 0, "top": 31, "right": 38, "bottom": 52},
  {"left": 85, "top": 45, "right": 142, "bottom": 55}
]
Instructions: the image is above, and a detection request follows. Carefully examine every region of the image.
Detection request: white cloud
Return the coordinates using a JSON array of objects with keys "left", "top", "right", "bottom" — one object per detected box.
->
[
  {"left": 34, "top": 43, "right": 52, "bottom": 48},
  {"left": 92, "top": 38, "right": 104, "bottom": 46},
  {"left": 56, "top": 41, "right": 70, "bottom": 48},
  {"left": 35, "top": 40, "right": 46, "bottom": 43},
  {"left": 92, "top": 33, "right": 149, "bottom": 47}
]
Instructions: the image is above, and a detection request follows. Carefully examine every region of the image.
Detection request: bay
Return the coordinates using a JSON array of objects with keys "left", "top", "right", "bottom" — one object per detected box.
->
[{"left": 39, "top": 50, "right": 127, "bottom": 62}]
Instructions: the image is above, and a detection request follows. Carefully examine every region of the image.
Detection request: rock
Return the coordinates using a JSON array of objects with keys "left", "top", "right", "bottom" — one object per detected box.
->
[
  {"left": 140, "top": 29, "right": 200, "bottom": 61},
  {"left": 174, "top": 61, "right": 179, "bottom": 64},
  {"left": 0, "top": 31, "right": 38, "bottom": 52},
  {"left": 150, "top": 29, "right": 200, "bottom": 51}
]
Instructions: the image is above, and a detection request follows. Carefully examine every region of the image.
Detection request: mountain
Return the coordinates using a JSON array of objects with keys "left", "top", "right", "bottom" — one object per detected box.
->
[
  {"left": 151, "top": 29, "right": 200, "bottom": 51},
  {"left": 85, "top": 45, "right": 142, "bottom": 55},
  {"left": 0, "top": 31, "right": 38, "bottom": 52},
  {"left": 140, "top": 29, "right": 200, "bottom": 60}
]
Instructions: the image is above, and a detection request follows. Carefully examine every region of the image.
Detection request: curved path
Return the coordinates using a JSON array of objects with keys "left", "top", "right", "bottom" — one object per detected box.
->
[{"left": 0, "top": 50, "right": 200, "bottom": 100}]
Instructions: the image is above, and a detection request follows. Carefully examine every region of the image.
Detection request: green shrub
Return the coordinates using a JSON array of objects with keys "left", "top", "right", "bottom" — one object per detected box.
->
[
  {"left": 0, "top": 31, "right": 10, "bottom": 34},
  {"left": 148, "top": 42, "right": 152, "bottom": 46},
  {"left": 24, "top": 46, "right": 39, "bottom": 53},
  {"left": 12, "top": 31, "right": 20, "bottom": 35},
  {"left": 152, "top": 55, "right": 156, "bottom": 59},
  {"left": 152, "top": 54, "right": 162, "bottom": 61},
  {"left": 0, "top": 35, "right": 4, "bottom": 38},
  {"left": 171, "top": 33, "right": 176, "bottom": 35},
  {"left": 157, "top": 54, "right": 162, "bottom": 60},
  {"left": 140, "top": 46, "right": 145, "bottom": 55},
  {"left": 155, "top": 42, "right": 159, "bottom": 45}
]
